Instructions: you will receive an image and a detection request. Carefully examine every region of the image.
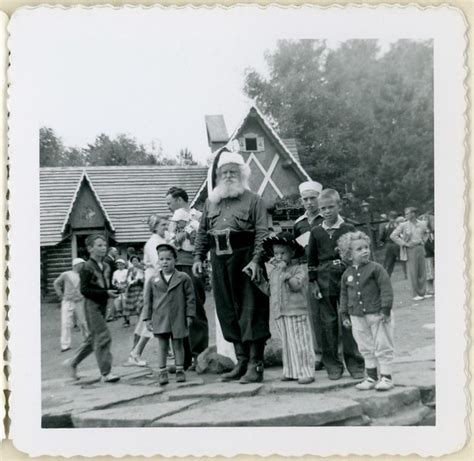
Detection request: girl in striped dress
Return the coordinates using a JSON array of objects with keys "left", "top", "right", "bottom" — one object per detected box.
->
[{"left": 257, "top": 232, "right": 315, "bottom": 384}]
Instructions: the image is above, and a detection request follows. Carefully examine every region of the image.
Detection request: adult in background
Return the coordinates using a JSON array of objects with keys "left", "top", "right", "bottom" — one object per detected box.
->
[
  {"left": 127, "top": 214, "right": 169, "bottom": 366},
  {"left": 166, "top": 187, "right": 209, "bottom": 370},
  {"left": 357, "top": 201, "right": 377, "bottom": 253},
  {"left": 378, "top": 211, "right": 400, "bottom": 277},
  {"left": 293, "top": 180, "right": 324, "bottom": 370},
  {"left": 193, "top": 148, "right": 270, "bottom": 383},
  {"left": 420, "top": 213, "right": 435, "bottom": 296},
  {"left": 53, "top": 257, "right": 88, "bottom": 352},
  {"left": 390, "top": 207, "right": 429, "bottom": 301},
  {"left": 104, "top": 246, "right": 118, "bottom": 322}
]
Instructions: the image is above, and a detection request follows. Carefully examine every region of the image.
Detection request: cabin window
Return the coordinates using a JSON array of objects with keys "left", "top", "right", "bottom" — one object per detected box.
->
[
  {"left": 240, "top": 134, "right": 264, "bottom": 152},
  {"left": 245, "top": 137, "right": 258, "bottom": 151}
]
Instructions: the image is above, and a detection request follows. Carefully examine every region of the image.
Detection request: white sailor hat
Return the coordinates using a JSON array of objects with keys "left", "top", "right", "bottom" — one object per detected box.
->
[
  {"left": 299, "top": 181, "right": 323, "bottom": 194},
  {"left": 116, "top": 258, "right": 126, "bottom": 265},
  {"left": 72, "top": 258, "right": 85, "bottom": 266},
  {"left": 217, "top": 151, "right": 245, "bottom": 169}
]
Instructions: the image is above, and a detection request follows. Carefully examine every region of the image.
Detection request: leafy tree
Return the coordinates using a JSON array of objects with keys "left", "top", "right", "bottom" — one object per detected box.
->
[
  {"left": 178, "top": 147, "right": 197, "bottom": 166},
  {"left": 40, "top": 127, "right": 66, "bottom": 167},
  {"left": 84, "top": 133, "right": 164, "bottom": 166},
  {"left": 244, "top": 39, "right": 434, "bottom": 213},
  {"left": 63, "top": 147, "right": 86, "bottom": 166}
]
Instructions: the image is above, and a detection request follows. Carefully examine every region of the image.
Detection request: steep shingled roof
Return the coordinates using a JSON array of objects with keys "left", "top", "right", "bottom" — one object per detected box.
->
[
  {"left": 192, "top": 106, "right": 310, "bottom": 206},
  {"left": 40, "top": 166, "right": 208, "bottom": 246},
  {"left": 281, "top": 138, "right": 300, "bottom": 163}
]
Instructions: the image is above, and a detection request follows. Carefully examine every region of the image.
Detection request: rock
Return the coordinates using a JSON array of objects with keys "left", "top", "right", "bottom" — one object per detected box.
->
[
  {"left": 270, "top": 374, "right": 358, "bottom": 394},
  {"left": 195, "top": 346, "right": 235, "bottom": 374},
  {"left": 264, "top": 337, "right": 282, "bottom": 367},
  {"left": 42, "top": 384, "right": 164, "bottom": 428},
  {"left": 73, "top": 399, "right": 202, "bottom": 428},
  {"left": 336, "top": 386, "right": 421, "bottom": 418},
  {"left": 154, "top": 394, "right": 362, "bottom": 427},
  {"left": 370, "top": 404, "right": 432, "bottom": 426},
  {"left": 167, "top": 382, "right": 263, "bottom": 401}
]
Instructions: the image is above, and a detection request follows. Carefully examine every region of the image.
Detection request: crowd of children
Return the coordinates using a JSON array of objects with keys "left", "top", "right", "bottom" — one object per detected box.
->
[{"left": 58, "top": 182, "right": 433, "bottom": 394}]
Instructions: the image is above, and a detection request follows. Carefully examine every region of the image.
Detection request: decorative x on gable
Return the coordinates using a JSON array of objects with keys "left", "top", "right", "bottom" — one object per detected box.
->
[{"left": 246, "top": 153, "right": 284, "bottom": 199}]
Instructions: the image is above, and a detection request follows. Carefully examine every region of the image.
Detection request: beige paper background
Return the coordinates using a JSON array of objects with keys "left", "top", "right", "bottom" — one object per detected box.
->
[{"left": 1, "top": 0, "right": 472, "bottom": 459}]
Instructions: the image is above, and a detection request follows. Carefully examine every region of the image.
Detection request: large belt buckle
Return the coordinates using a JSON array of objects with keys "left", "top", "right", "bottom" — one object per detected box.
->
[{"left": 211, "top": 229, "right": 233, "bottom": 255}]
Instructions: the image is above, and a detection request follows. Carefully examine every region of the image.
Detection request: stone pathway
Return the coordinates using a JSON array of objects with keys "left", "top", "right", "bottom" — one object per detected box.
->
[
  {"left": 41, "top": 273, "right": 435, "bottom": 428},
  {"left": 42, "top": 359, "right": 435, "bottom": 428}
]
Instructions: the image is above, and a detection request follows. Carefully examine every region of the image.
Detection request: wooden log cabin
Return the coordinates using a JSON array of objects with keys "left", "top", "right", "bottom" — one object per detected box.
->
[
  {"left": 196, "top": 105, "right": 315, "bottom": 228},
  {"left": 40, "top": 166, "right": 208, "bottom": 300},
  {"left": 40, "top": 105, "right": 317, "bottom": 300}
]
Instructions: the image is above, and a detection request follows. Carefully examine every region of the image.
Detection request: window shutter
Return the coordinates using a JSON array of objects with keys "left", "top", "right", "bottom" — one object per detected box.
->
[{"left": 257, "top": 137, "right": 265, "bottom": 151}]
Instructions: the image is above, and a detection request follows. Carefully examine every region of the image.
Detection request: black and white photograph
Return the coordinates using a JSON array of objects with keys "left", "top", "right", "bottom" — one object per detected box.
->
[{"left": 7, "top": 4, "right": 468, "bottom": 457}]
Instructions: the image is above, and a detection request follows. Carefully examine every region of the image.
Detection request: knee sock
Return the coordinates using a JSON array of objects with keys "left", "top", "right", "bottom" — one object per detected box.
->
[{"left": 366, "top": 367, "right": 378, "bottom": 381}]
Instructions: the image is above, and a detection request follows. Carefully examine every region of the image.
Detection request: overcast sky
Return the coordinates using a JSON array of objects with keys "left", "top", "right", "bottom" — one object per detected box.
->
[
  {"left": 32, "top": 9, "right": 286, "bottom": 163},
  {"left": 22, "top": 7, "right": 401, "bottom": 163}
]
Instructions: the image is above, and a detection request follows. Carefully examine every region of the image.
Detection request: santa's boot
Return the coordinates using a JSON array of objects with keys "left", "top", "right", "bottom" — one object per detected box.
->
[
  {"left": 220, "top": 342, "right": 249, "bottom": 382},
  {"left": 239, "top": 340, "right": 265, "bottom": 384}
]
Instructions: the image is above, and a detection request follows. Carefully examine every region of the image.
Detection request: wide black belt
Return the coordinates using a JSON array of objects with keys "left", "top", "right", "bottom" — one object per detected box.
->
[
  {"left": 314, "top": 259, "right": 346, "bottom": 271},
  {"left": 208, "top": 229, "right": 255, "bottom": 255}
]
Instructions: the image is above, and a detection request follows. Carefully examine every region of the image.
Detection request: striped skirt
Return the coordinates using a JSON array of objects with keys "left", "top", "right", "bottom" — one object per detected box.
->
[{"left": 275, "top": 314, "right": 315, "bottom": 380}]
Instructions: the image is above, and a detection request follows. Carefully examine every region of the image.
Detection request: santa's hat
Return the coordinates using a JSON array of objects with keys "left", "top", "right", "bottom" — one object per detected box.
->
[{"left": 206, "top": 141, "right": 245, "bottom": 197}]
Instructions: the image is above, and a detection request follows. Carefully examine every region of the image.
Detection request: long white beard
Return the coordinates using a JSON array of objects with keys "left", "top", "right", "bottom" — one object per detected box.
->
[{"left": 209, "top": 180, "right": 246, "bottom": 203}]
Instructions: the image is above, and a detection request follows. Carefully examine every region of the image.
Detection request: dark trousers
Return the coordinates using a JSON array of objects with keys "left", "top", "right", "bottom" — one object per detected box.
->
[
  {"left": 71, "top": 300, "right": 112, "bottom": 376},
  {"left": 177, "top": 265, "right": 209, "bottom": 366},
  {"left": 211, "top": 247, "right": 270, "bottom": 344},
  {"left": 383, "top": 243, "right": 399, "bottom": 277},
  {"left": 308, "top": 291, "right": 323, "bottom": 357},
  {"left": 318, "top": 295, "right": 364, "bottom": 375}
]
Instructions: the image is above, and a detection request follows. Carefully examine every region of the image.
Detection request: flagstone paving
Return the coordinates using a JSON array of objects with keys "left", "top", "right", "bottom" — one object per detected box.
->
[
  {"left": 41, "top": 270, "right": 436, "bottom": 428},
  {"left": 154, "top": 394, "right": 364, "bottom": 427},
  {"left": 72, "top": 399, "right": 202, "bottom": 428},
  {"left": 43, "top": 359, "right": 435, "bottom": 428}
]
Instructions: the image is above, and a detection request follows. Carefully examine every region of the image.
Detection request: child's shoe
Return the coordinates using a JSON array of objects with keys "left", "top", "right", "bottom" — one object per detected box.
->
[
  {"left": 355, "top": 377, "right": 377, "bottom": 390},
  {"left": 158, "top": 369, "right": 169, "bottom": 385},
  {"left": 101, "top": 373, "right": 120, "bottom": 383},
  {"left": 176, "top": 369, "right": 186, "bottom": 383},
  {"left": 413, "top": 295, "right": 424, "bottom": 301},
  {"left": 126, "top": 354, "right": 147, "bottom": 367},
  {"left": 280, "top": 376, "right": 296, "bottom": 382},
  {"left": 298, "top": 377, "right": 315, "bottom": 385},
  {"left": 375, "top": 376, "right": 394, "bottom": 391}
]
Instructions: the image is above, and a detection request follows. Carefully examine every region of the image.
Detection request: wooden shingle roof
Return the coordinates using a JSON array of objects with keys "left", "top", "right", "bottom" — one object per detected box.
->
[
  {"left": 40, "top": 166, "right": 208, "bottom": 246},
  {"left": 281, "top": 138, "right": 300, "bottom": 163}
]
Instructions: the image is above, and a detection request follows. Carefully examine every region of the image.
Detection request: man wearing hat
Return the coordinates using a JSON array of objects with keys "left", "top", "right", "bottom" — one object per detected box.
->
[
  {"left": 293, "top": 180, "right": 324, "bottom": 370},
  {"left": 193, "top": 147, "right": 270, "bottom": 383},
  {"left": 53, "top": 258, "right": 88, "bottom": 352}
]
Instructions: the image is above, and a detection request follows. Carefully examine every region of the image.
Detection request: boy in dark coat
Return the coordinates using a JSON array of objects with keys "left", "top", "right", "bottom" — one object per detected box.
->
[
  {"left": 307, "top": 189, "right": 365, "bottom": 380},
  {"left": 144, "top": 243, "right": 196, "bottom": 385}
]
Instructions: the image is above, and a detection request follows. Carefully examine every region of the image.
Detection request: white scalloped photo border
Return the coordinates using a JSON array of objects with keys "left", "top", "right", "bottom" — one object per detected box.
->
[{"left": 5, "top": 3, "right": 470, "bottom": 457}]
